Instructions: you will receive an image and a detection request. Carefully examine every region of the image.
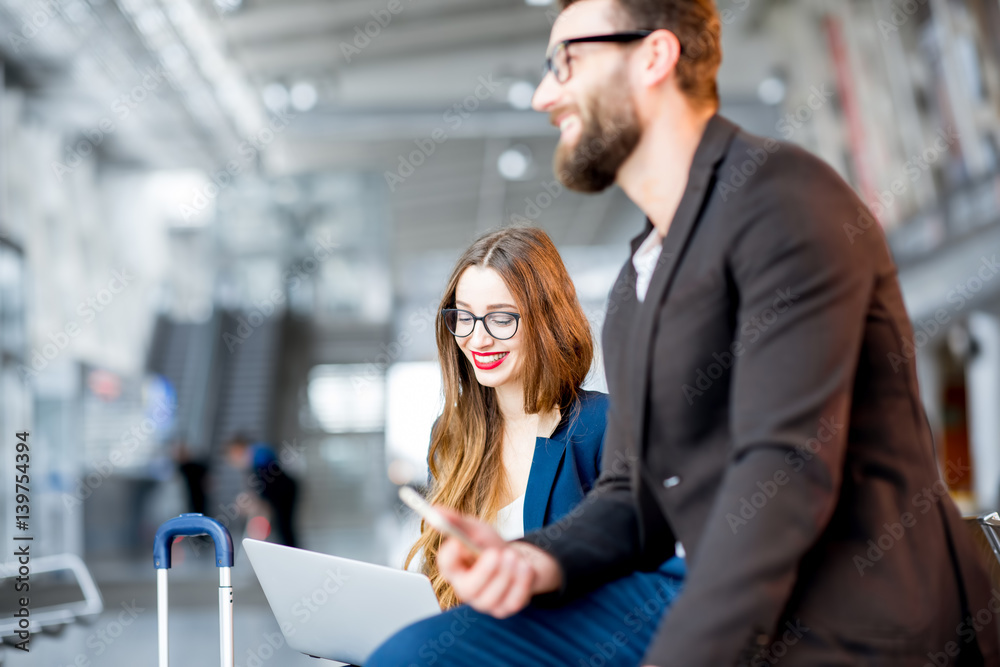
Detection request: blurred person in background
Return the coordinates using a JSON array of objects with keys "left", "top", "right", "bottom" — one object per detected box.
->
[
  {"left": 172, "top": 440, "right": 210, "bottom": 515},
  {"left": 371, "top": 0, "right": 999, "bottom": 665},
  {"left": 387, "top": 227, "right": 685, "bottom": 658},
  {"left": 226, "top": 432, "right": 299, "bottom": 547}
]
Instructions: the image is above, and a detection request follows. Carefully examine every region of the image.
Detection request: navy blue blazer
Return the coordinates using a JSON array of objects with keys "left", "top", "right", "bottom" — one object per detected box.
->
[
  {"left": 429, "top": 389, "right": 686, "bottom": 579},
  {"left": 522, "top": 390, "right": 686, "bottom": 582},
  {"left": 523, "top": 389, "right": 610, "bottom": 532},
  {"left": 427, "top": 389, "right": 610, "bottom": 528}
]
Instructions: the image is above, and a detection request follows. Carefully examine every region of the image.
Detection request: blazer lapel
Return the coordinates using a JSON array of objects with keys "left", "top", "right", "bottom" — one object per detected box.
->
[
  {"left": 629, "top": 115, "right": 739, "bottom": 451},
  {"left": 522, "top": 436, "right": 566, "bottom": 533},
  {"left": 630, "top": 220, "right": 655, "bottom": 255}
]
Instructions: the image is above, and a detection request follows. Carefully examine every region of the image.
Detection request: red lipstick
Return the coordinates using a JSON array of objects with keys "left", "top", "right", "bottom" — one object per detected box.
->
[{"left": 471, "top": 351, "right": 509, "bottom": 370}]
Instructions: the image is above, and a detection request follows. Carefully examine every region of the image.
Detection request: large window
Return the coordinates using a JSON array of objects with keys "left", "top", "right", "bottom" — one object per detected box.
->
[
  {"left": 307, "top": 364, "right": 385, "bottom": 433},
  {"left": 384, "top": 362, "right": 442, "bottom": 486},
  {"left": 0, "top": 241, "right": 30, "bottom": 553}
]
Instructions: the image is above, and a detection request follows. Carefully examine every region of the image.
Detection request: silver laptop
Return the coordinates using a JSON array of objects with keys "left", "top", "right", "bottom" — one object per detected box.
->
[{"left": 243, "top": 539, "right": 441, "bottom": 666}]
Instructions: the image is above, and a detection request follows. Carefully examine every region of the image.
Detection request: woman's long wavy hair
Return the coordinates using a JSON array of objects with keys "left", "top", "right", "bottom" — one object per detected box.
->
[{"left": 404, "top": 227, "right": 595, "bottom": 609}]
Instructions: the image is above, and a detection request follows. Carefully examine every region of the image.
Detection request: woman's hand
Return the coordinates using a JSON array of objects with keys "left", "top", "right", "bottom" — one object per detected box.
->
[{"left": 435, "top": 507, "right": 563, "bottom": 618}]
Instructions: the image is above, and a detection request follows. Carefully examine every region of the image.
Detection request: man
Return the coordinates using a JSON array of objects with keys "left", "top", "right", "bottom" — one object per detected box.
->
[
  {"left": 369, "top": 0, "right": 999, "bottom": 664},
  {"left": 226, "top": 433, "right": 299, "bottom": 548}
]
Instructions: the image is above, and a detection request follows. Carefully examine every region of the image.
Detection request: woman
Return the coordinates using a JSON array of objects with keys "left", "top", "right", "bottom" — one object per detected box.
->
[
  {"left": 379, "top": 227, "right": 685, "bottom": 666},
  {"left": 405, "top": 225, "right": 609, "bottom": 609}
]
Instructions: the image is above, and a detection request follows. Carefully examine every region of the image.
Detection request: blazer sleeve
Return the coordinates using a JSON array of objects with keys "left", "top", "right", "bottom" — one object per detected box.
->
[
  {"left": 519, "top": 383, "right": 673, "bottom": 603},
  {"left": 572, "top": 391, "right": 610, "bottom": 492},
  {"left": 642, "top": 172, "right": 876, "bottom": 665}
]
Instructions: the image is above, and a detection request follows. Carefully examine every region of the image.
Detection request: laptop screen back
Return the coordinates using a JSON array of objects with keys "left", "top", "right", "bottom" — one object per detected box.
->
[{"left": 243, "top": 539, "right": 441, "bottom": 665}]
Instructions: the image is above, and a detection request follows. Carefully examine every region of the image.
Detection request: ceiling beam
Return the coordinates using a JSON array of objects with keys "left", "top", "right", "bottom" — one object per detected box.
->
[
  {"left": 232, "top": 6, "right": 552, "bottom": 77},
  {"left": 222, "top": 0, "right": 508, "bottom": 45},
  {"left": 283, "top": 109, "right": 554, "bottom": 141}
]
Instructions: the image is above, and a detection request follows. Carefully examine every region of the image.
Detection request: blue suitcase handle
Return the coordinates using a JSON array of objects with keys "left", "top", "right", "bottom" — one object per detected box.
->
[{"left": 154, "top": 513, "right": 234, "bottom": 569}]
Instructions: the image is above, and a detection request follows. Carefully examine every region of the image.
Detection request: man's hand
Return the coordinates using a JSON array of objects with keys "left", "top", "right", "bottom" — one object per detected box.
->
[{"left": 435, "top": 507, "right": 563, "bottom": 618}]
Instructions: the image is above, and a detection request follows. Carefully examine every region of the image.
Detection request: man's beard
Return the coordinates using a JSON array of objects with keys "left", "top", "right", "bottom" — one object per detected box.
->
[{"left": 553, "top": 83, "right": 641, "bottom": 193}]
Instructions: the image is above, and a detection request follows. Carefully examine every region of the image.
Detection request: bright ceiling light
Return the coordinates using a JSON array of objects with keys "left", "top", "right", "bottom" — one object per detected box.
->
[
  {"left": 290, "top": 82, "right": 318, "bottom": 111},
  {"left": 214, "top": 0, "right": 243, "bottom": 12},
  {"left": 757, "top": 76, "right": 786, "bottom": 106},
  {"left": 507, "top": 80, "right": 535, "bottom": 110},
  {"left": 262, "top": 82, "right": 289, "bottom": 111},
  {"left": 498, "top": 145, "right": 533, "bottom": 180}
]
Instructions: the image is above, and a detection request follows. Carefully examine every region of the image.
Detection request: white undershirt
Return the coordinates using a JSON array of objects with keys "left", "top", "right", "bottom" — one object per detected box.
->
[
  {"left": 632, "top": 227, "right": 664, "bottom": 303},
  {"left": 494, "top": 493, "right": 526, "bottom": 540}
]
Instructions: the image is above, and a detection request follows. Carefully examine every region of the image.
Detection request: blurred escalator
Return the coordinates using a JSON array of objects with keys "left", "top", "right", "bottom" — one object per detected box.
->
[{"left": 147, "top": 310, "right": 287, "bottom": 527}]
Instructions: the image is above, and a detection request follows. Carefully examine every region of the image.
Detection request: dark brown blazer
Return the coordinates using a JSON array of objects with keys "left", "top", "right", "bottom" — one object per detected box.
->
[{"left": 521, "top": 114, "right": 999, "bottom": 666}]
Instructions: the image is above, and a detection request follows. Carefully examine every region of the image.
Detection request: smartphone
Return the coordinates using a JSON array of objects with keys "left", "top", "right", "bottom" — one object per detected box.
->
[{"left": 398, "top": 486, "right": 482, "bottom": 556}]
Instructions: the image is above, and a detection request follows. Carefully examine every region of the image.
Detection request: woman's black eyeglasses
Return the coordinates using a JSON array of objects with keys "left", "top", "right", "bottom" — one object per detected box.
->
[
  {"left": 543, "top": 30, "right": 654, "bottom": 84},
  {"left": 442, "top": 309, "right": 521, "bottom": 340}
]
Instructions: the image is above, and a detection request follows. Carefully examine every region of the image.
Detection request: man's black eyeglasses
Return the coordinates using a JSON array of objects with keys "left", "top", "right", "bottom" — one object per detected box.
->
[
  {"left": 442, "top": 309, "right": 521, "bottom": 340},
  {"left": 543, "top": 31, "right": 654, "bottom": 84}
]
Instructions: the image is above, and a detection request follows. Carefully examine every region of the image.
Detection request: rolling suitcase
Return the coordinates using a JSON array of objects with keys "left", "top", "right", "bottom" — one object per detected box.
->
[{"left": 153, "top": 513, "right": 235, "bottom": 667}]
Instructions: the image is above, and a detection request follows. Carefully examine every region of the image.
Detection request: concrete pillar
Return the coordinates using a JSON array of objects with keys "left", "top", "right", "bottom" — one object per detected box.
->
[{"left": 967, "top": 311, "right": 1000, "bottom": 511}]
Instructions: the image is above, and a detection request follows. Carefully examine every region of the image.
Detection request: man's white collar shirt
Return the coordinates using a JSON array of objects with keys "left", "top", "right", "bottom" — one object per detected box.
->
[{"left": 632, "top": 227, "right": 664, "bottom": 303}]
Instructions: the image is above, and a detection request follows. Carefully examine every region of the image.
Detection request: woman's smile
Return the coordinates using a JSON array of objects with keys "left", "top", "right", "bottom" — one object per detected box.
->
[{"left": 471, "top": 351, "right": 510, "bottom": 370}]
